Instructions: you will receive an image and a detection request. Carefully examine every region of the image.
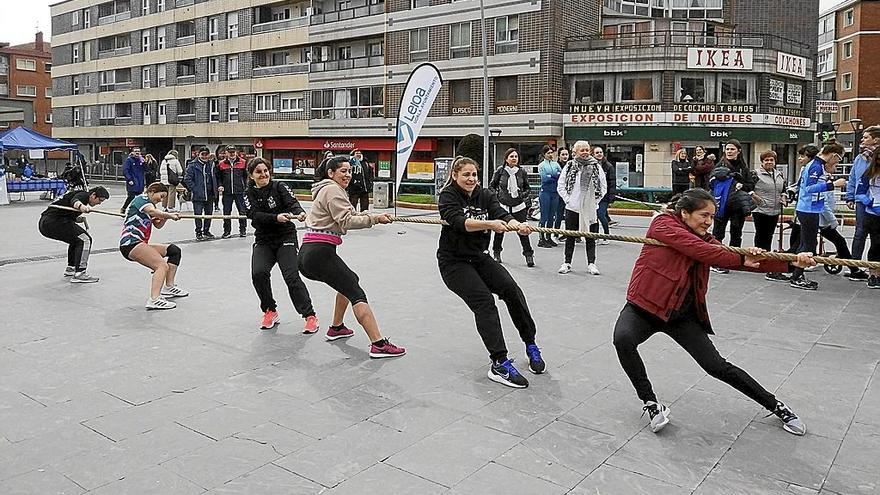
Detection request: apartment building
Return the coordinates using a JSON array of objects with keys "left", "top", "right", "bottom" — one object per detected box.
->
[
  {"left": 563, "top": 0, "right": 819, "bottom": 188},
  {"left": 50, "top": 0, "right": 598, "bottom": 181},
  {"left": 815, "top": 0, "right": 880, "bottom": 153},
  {"left": 0, "top": 32, "right": 53, "bottom": 134}
]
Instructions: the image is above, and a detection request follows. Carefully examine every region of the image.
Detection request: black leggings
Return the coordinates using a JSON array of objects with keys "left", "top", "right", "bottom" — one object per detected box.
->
[
  {"left": 751, "top": 213, "right": 779, "bottom": 251},
  {"left": 121, "top": 191, "right": 139, "bottom": 211},
  {"left": 864, "top": 212, "right": 880, "bottom": 264},
  {"left": 252, "top": 239, "right": 315, "bottom": 316},
  {"left": 613, "top": 303, "right": 777, "bottom": 411},
  {"left": 38, "top": 217, "right": 92, "bottom": 271},
  {"left": 792, "top": 211, "right": 820, "bottom": 279},
  {"left": 298, "top": 242, "right": 367, "bottom": 305},
  {"left": 712, "top": 214, "right": 746, "bottom": 247},
  {"left": 439, "top": 255, "right": 536, "bottom": 362},
  {"left": 492, "top": 208, "right": 533, "bottom": 257},
  {"left": 564, "top": 209, "right": 598, "bottom": 264}
]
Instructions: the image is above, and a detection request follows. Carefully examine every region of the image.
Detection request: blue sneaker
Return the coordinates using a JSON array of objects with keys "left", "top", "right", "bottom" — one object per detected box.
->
[
  {"left": 488, "top": 359, "right": 529, "bottom": 388},
  {"left": 525, "top": 344, "right": 545, "bottom": 374}
]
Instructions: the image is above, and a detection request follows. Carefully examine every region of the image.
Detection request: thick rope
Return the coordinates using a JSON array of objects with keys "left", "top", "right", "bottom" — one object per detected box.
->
[
  {"left": 389, "top": 216, "right": 880, "bottom": 271},
  {"left": 49, "top": 204, "right": 248, "bottom": 220}
]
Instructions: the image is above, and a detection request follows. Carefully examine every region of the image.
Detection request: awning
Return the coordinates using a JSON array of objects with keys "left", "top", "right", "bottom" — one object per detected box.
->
[{"left": 0, "top": 126, "right": 77, "bottom": 151}]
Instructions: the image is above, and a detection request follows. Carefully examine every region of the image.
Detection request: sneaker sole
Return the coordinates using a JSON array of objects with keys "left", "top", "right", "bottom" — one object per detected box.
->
[
  {"left": 867, "top": 285, "right": 880, "bottom": 289},
  {"left": 782, "top": 423, "right": 806, "bottom": 436},
  {"left": 487, "top": 369, "right": 528, "bottom": 388},
  {"left": 70, "top": 278, "right": 99, "bottom": 283},
  {"left": 789, "top": 284, "right": 819, "bottom": 291},
  {"left": 528, "top": 364, "right": 546, "bottom": 374},
  {"left": 260, "top": 317, "right": 280, "bottom": 330},
  {"left": 325, "top": 333, "right": 355, "bottom": 341},
  {"left": 161, "top": 292, "right": 189, "bottom": 298},
  {"left": 146, "top": 304, "right": 176, "bottom": 310},
  {"left": 650, "top": 407, "right": 671, "bottom": 433},
  {"left": 369, "top": 351, "right": 406, "bottom": 358},
  {"left": 765, "top": 277, "right": 790, "bottom": 283}
]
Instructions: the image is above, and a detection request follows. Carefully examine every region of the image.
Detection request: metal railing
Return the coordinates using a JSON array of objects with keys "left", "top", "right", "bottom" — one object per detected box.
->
[
  {"left": 176, "top": 74, "right": 196, "bottom": 85},
  {"left": 253, "top": 62, "right": 310, "bottom": 77},
  {"left": 566, "top": 30, "right": 811, "bottom": 57},
  {"left": 176, "top": 35, "right": 195, "bottom": 46},
  {"left": 310, "top": 54, "right": 383, "bottom": 72},
  {"left": 311, "top": 3, "right": 384, "bottom": 25},
  {"left": 97, "top": 45, "right": 132, "bottom": 59},
  {"left": 114, "top": 116, "right": 132, "bottom": 125},
  {"left": 252, "top": 16, "right": 309, "bottom": 34},
  {"left": 97, "top": 10, "right": 131, "bottom": 26},
  {"left": 175, "top": 0, "right": 195, "bottom": 6},
  {"left": 177, "top": 113, "right": 196, "bottom": 123}
]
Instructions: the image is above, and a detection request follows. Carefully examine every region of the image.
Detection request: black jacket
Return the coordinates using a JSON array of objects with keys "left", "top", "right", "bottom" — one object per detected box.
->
[
  {"left": 719, "top": 157, "right": 754, "bottom": 192},
  {"left": 599, "top": 159, "right": 616, "bottom": 202},
  {"left": 244, "top": 180, "right": 305, "bottom": 245},
  {"left": 215, "top": 156, "right": 248, "bottom": 194},
  {"left": 437, "top": 184, "right": 513, "bottom": 260},
  {"left": 488, "top": 166, "right": 532, "bottom": 209},
  {"left": 348, "top": 159, "right": 374, "bottom": 195},
  {"left": 671, "top": 159, "right": 692, "bottom": 187}
]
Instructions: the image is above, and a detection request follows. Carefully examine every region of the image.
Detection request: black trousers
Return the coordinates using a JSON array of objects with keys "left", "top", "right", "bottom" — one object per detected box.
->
[
  {"left": 492, "top": 208, "right": 533, "bottom": 257},
  {"left": 613, "top": 303, "right": 777, "bottom": 410},
  {"left": 252, "top": 239, "right": 315, "bottom": 316},
  {"left": 564, "top": 209, "right": 598, "bottom": 264},
  {"left": 863, "top": 212, "right": 880, "bottom": 263},
  {"left": 821, "top": 227, "right": 853, "bottom": 260},
  {"left": 121, "top": 191, "right": 139, "bottom": 211},
  {"left": 39, "top": 217, "right": 92, "bottom": 271},
  {"left": 349, "top": 191, "right": 369, "bottom": 212},
  {"left": 792, "top": 211, "right": 820, "bottom": 279},
  {"left": 192, "top": 200, "right": 214, "bottom": 234},
  {"left": 712, "top": 214, "right": 746, "bottom": 247},
  {"left": 299, "top": 242, "right": 368, "bottom": 305},
  {"left": 439, "top": 255, "right": 537, "bottom": 362},
  {"left": 222, "top": 194, "right": 247, "bottom": 234},
  {"left": 751, "top": 213, "right": 779, "bottom": 252}
]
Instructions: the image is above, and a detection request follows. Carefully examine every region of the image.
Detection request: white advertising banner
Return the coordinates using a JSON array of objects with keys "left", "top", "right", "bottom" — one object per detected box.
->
[
  {"left": 566, "top": 112, "right": 811, "bottom": 128},
  {"left": 395, "top": 63, "right": 443, "bottom": 194},
  {"left": 687, "top": 47, "right": 753, "bottom": 70},
  {"left": 777, "top": 52, "right": 808, "bottom": 78},
  {"left": 816, "top": 100, "right": 839, "bottom": 114}
]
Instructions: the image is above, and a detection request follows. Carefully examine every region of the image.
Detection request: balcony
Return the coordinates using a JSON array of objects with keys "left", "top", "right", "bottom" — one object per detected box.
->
[
  {"left": 566, "top": 30, "right": 812, "bottom": 58},
  {"left": 817, "top": 90, "right": 837, "bottom": 101},
  {"left": 311, "top": 3, "right": 384, "bottom": 25},
  {"left": 177, "top": 113, "right": 195, "bottom": 123},
  {"left": 114, "top": 116, "right": 132, "bottom": 125},
  {"left": 175, "top": 0, "right": 194, "bottom": 6},
  {"left": 99, "top": 81, "right": 131, "bottom": 92},
  {"left": 176, "top": 35, "right": 195, "bottom": 46},
  {"left": 176, "top": 74, "right": 196, "bottom": 85},
  {"left": 253, "top": 62, "right": 310, "bottom": 77},
  {"left": 98, "top": 11, "right": 131, "bottom": 26},
  {"left": 252, "top": 15, "right": 309, "bottom": 34},
  {"left": 98, "top": 46, "right": 132, "bottom": 59},
  {"left": 310, "top": 55, "right": 383, "bottom": 72}
]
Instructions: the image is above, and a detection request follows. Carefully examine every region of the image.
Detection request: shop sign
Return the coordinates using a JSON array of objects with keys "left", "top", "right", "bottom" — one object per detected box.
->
[
  {"left": 495, "top": 105, "right": 518, "bottom": 114},
  {"left": 452, "top": 106, "right": 472, "bottom": 115},
  {"left": 687, "top": 47, "right": 753, "bottom": 70},
  {"left": 565, "top": 126, "right": 814, "bottom": 142},
  {"left": 407, "top": 161, "right": 434, "bottom": 180},
  {"left": 670, "top": 103, "right": 757, "bottom": 113},
  {"left": 777, "top": 52, "right": 807, "bottom": 78},
  {"left": 816, "top": 100, "right": 839, "bottom": 114},
  {"left": 566, "top": 112, "right": 811, "bottom": 128},
  {"left": 273, "top": 158, "right": 293, "bottom": 174},
  {"left": 378, "top": 160, "right": 391, "bottom": 178},
  {"left": 768, "top": 106, "right": 806, "bottom": 118},
  {"left": 569, "top": 103, "right": 662, "bottom": 114},
  {"left": 99, "top": 146, "right": 110, "bottom": 155},
  {"left": 125, "top": 139, "right": 142, "bottom": 147},
  {"left": 769, "top": 79, "right": 785, "bottom": 101},
  {"left": 253, "top": 139, "right": 263, "bottom": 149}
]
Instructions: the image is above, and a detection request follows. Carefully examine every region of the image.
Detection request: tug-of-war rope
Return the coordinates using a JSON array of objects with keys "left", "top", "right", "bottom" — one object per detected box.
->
[{"left": 48, "top": 204, "right": 880, "bottom": 271}]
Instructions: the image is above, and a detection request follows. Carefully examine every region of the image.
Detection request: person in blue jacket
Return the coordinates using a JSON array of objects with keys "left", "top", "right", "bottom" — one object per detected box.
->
[
  {"left": 184, "top": 146, "right": 219, "bottom": 240},
  {"left": 121, "top": 148, "right": 145, "bottom": 213},
  {"left": 845, "top": 125, "right": 880, "bottom": 281},
  {"left": 537, "top": 145, "right": 561, "bottom": 247},
  {"left": 790, "top": 142, "right": 847, "bottom": 290},
  {"left": 853, "top": 147, "right": 880, "bottom": 288}
]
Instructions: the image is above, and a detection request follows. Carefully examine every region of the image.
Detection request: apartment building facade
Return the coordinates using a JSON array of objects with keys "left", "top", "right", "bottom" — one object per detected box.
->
[
  {"left": 563, "top": 0, "right": 819, "bottom": 188},
  {"left": 50, "top": 0, "right": 598, "bottom": 182},
  {"left": 0, "top": 32, "right": 54, "bottom": 134},
  {"left": 816, "top": 0, "right": 880, "bottom": 153}
]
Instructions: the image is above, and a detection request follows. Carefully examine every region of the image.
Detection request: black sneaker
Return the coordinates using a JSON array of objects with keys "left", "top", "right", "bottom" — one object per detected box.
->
[
  {"left": 868, "top": 276, "right": 880, "bottom": 289},
  {"left": 766, "top": 401, "right": 806, "bottom": 436},
  {"left": 547, "top": 238, "right": 558, "bottom": 247},
  {"left": 203, "top": 232, "right": 216, "bottom": 240},
  {"left": 488, "top": 359, "right": 529, "bottom": 388},
  {"left": 195, "top": 233, "right": 205, "bottom": 241},
  {"left": 493, "top": 251, "right": 502, "bottom": 263},
  {"left": 642, "top": 401, "right": 670, "bottom": 433},
  {"left": 847, "top": 270, "right": 869, "bottom": 281},
  {"left": 789, "top": 276, "right": 818, "bottom": 291},
  {"left": 525, "top": 344, "right": 545, "bottom": 374},
  {"left": 221, "top": 232, "right": 231, "bottom": 239},
  {"left": 710, "top": 267, "right": 730, "bottom": 274},
  {"left": 765, "top": 272, "right": 791, "bottom": 283},
  {"left": 525, "top": 255, "right": 535, "bottom": 268},
  {"left": 239, "top": 230, "right": 247, "bottom": 238}
]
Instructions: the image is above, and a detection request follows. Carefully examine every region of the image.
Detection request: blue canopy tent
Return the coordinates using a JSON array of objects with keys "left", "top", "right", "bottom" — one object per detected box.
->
[{"left": 0, "top": 127, "right": 80, "bottom": 204}]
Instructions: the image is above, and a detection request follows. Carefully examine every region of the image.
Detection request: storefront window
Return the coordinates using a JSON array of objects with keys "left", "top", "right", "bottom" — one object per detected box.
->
[
  {"left": 620, "top": 76, "right": 656, "bottom": 102},
  {"left": 718, "top": 75, "right": 755, "bottom": 104},
  {"left": 573, "top": 78, "right": 607, "bottom": 104},
  {"left": 677, "top": 76, "right": 707, "bottom": 102}
]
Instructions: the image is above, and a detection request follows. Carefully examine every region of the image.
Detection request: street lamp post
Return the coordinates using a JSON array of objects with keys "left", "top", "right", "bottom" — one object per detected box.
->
[
  {"left": 489, "top": 128, "right": 502, "bottom": 174},
  {"left": 479, "top": 0, "right": 490, "bottom": 186},
  {"left": 850, "top": 118, "right": 863, "bottom": 160}
]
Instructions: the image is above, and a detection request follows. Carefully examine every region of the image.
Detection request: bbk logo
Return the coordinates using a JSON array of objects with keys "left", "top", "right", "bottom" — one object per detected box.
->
[
  {"left": 603, "top": 129, "right": 625, "bottom": 137},
  {"left": 789, "top": 133, "right": 798, "bottom": 139},
  {"left": 710, "top": 131, "right": 730, "bottom": 138}
]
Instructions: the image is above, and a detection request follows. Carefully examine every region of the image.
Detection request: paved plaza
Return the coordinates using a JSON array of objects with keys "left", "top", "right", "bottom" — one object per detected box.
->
[{"left": 0, "top": 185, "right": 878, "bottom": 495}]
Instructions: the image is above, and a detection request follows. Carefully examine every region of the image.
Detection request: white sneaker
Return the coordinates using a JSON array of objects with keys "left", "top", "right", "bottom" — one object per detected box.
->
[
  {"left": 643, "top": 402, "right": 670, "bottom": 433},
  {"left": 587, "top": 263, "right": 601, "bottom": 275},
  {"left": 145, "top": 297, "right": 177, "bottom": 310},
  {"left": 63, "top": 266, "right": 76, "bottom": 277},
  {"left": 558, "top": 263, "right": 572, "bottom": 274},
  {"left": 160, "top": 285, "right": 189, "bottom": 298},
  {"left": 599, "top": 239, "right": 610, "bottom": 245},
  {"left": 70, "top": 271, "right": 99, "bottom": 283}
]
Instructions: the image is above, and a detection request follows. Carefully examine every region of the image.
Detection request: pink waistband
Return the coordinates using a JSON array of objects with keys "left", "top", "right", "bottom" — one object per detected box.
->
[{"left": 303, "top": 232, "right": 342, "bottom": 245}]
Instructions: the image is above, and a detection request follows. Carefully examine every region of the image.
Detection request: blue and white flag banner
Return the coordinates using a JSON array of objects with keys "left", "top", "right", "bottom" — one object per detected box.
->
[{"left": 395, "top": 63, "right": 442, "bottom": 193}]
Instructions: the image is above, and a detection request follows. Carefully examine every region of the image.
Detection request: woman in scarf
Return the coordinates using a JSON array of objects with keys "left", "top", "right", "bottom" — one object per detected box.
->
[
  {"left": 691, "top": 146, "right": 716, "bottom": 190},
  {"left": 489, "top": 148, "right": 535, "bottom": 267},
  {"left": 557, "top": 140, "right": 606, "bottom": 275}
]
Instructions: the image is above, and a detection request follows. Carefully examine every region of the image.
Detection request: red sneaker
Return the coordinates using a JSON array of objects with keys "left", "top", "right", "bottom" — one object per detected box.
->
[
  {"left": 260, "top": 310, "right": 279, "bottom": 330},
  {"left": 325, "top": 325, "right": 354, "bottom": 341},
  {"left": 369, "top": 339, "right": 406, "bottom": 358},
  {"left": 303, "top": 315, "right": 319, "bottom": 334}
]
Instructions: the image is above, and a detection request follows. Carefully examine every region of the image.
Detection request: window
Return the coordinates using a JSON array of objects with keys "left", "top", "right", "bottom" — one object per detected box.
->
[
  {"left": 368, "top": 42, "right": 383, "bottom": 57},
  {"left": 71, "top": 10, "right": 79, "bottom": 26},
  {"left": 842, "top": 72, "right": 853, "bottom": 91},
  {"left": 84, "top": 9, "right": 90, "bottom": 28},
  {"left": 620, "top": 76, "right": 655, "bottom": 101},
  {"left": 450, "top": 80, "right": 470, "bottom": 112},
  {"left": 178, "top": 59, "right": 195, "bottom": 77},
  {"left": 73, "top": 76, "right": 81, "bottom": 95},
  {"left": 817, "top": 46, "right": 834, "bottom": 74},
  {"left": 228, "top": 96, "right": 239, "bottom": 122},
  {"left": 412, "top": 0, "right": 429, "bottom": 7},
  {"left": 45, "top": 113, "right": 53, "bottom": 124},
  {"left": 99, "top": 104, "right": 115, "bottom": 122},
  {"left": 209, "top": 18, "right": 219, "bottom": 41},
  {"left": 157, "top": 0, "right": 165, "bottom": 12},
  {"left": 337, "top": 46, "right": 352, "bottom": 60},
  {"left": 73, "top": 107, "right": 81, "bottom": 127},
  {"left": 143, "top": 104, "right": 151, "bottom": 125},
  {"left": 718, "top": 75, "right": 754, "bottom": 103},
  {"left": 495, "top": 76, "right": 517, "bottom": 104},
  {"left": 209, "top": 98, "right": 220, "bottom": 122},
  {"left": 843, "top": 41, "right": 853, "bottom": 59},
  {"left": 450, "top": 22, "right": 471, "bottom": 58},
  {"left": 157, "top": 27, "right": 165, "bottom": 49},
  {"left": 410, "top": 28, "right": 429, "bottom": 62},
  {"left": 142, "top": 0, "right": 149, "bottom": 16},
  {"left": 256, "top": 94, "right": 276, "bottom": 113},
  {"left": 841, "top": 105, "right": 851, "bottom": 123},
  {"left": 73, "top": 45, "right": 80, "bottom": 63},
  {"left": 843, "top": 8, "right": 854, "bottom": 27},
  {"left": 142, "top": 67, "right": 151, "bottom": 88},
  {"left": 45, "top": 87, "right": 52, "bottom": 98},
  {"left": 677, "top": 76, "right": 706, "bottom": 102},
  {"left": 158, "top": 102, "right": 166, "bottom": 124},
  {"left": 157, "top": 63, "right": 166, "bottom": 87},
  {"left": 227, "top": 55, "right": 239, "bottom": 79},
  {"left": 177, "top": 21, "right": 195, "bottom": 38},
  {"left": 142, "top": 30, "right": 151, "bottom": 52},
  {"left": 16, "top": 59, "right": 37, "bottom": 71},
  {"left": 228, "top": 12, "right": 239, "bottom": 38},
  {"left": 310, "top": 86, "right": 383, "bottom": 119},
  {"left": 280, "top": 93, "right": 304, "bottom": 112},
  {"left": 208, "top": 58, "right": 219, "bottom": 82},
  {"left": 45, "top": 62, "right": 52, "bottom": 73},
  {"left": 178, "top": 99, "right": 195, "bottom": 116},
  {"left": 16, "top": 85, "right": 37, "bottom": 97},
  {"left": 495, "top": 15, "right": 519, "bottom": 54},
  {"left": 573, "top": 78, "right": 607, "bottom": 104}
]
